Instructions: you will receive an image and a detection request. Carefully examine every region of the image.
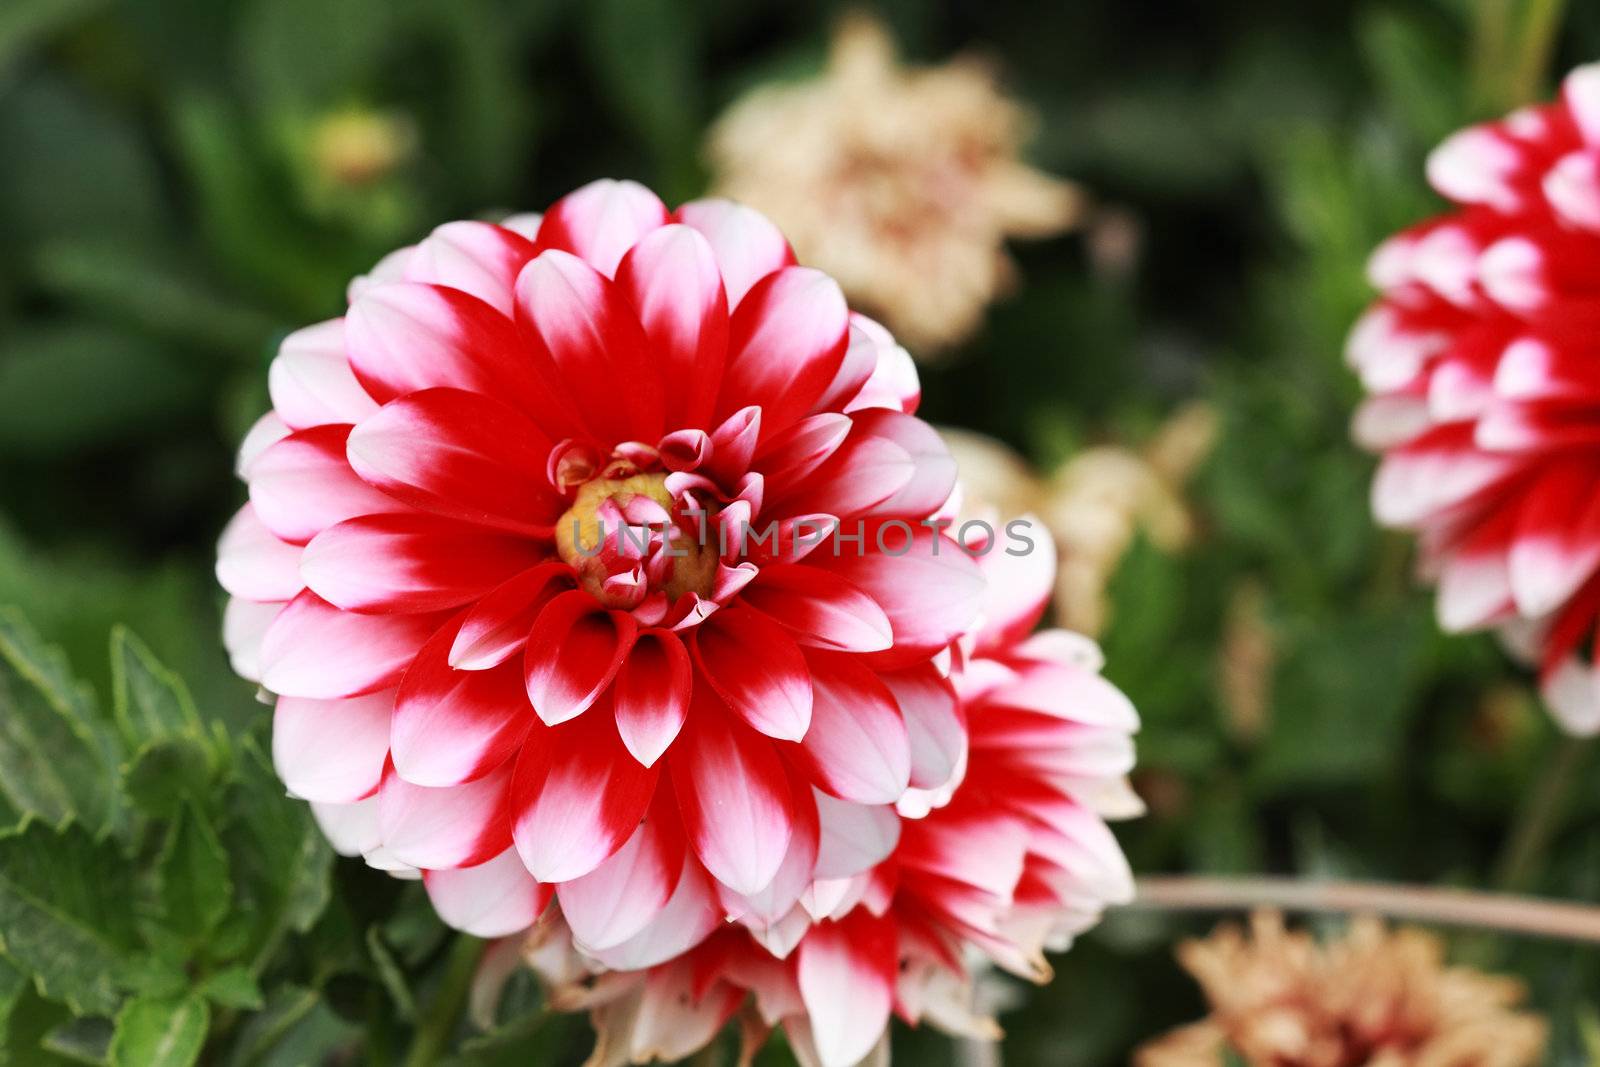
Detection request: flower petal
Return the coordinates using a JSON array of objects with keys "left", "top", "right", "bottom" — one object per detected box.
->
[
  {"left": 533, "top": 178, "right": 669, "bottom": 277},
  {"left": 346, "top": 388, "right": 562, "bottom": 537},
  {"left": 556, "top": 800, "right": 685, "bottom": 951},
  {"left": 301, "top": 513, "right": 543, "bottom": 614},
  {"left": 523, "top": 590, "right": 638, "bottom": 726},
  {"left": 510, "top": 710, "right": 660, "bottom": 882},
  {"left": 718, "top": 267, "right": 849, "bottom": 440},
  {"left": 217, "top": 504, "right": 303, "bottom": 602},
  {"left": 816, "top": 528, "right": 985, "bottom": 666},
  {"left": 448, "top": 562, "right": 573, "bottom": 670},
  {"left": 514, "top": 249, "right": 665, "bottom": 444},
  {"left": 692, "top": 608, "right": 813, "bottom": 741},
  {"left": 403, "top": 221, "right": 538, "bottom": 315},
  {"left": 272, "top": 689, "right": 393, "bottom": 803},
  {"left": 267, "top": 318, "right": 377, "bottom": 430},
  {"left": 669, "top": 694, "right": 797, "bottom": 895},
  {"left": 392, "top": 617, "right": 534, "bottom": 787},
  {"left": 813, "top": 791, "right": 900, "bottom": 880},
  {"left": 739, "top": 564, "right": 893, "bottom": 653},
  {"left": 673, "top": 198, "right": 795, "bottom": 306},
  {"left": 795, "top": 652, "right": 910, "bottom": 805},
  {"left": 423, "top": 848, "right": 551, "bottom": 937},
  {"left": 376, "top": 761, "right": 515, "bottom": 869},
  {"left": 249, "top": 424, "right": 399, "bottom": 545},
  {"left": 259, "top": 590, "right": 446, "bottom": 699},
  {"left": 614, "top": 630, "right": 692, "bottom": 767},
  {"left": 796, "top": 910, "right": 897, "bottom": 1067}
]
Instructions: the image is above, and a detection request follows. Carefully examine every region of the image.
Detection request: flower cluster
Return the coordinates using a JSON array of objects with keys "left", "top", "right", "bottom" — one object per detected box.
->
[
  {"left": 218, "top": 179, "right": 1139, "bottom": 1063},
  {"left": 1348, "top": 63, "right": 1600, "bottom": 733}
]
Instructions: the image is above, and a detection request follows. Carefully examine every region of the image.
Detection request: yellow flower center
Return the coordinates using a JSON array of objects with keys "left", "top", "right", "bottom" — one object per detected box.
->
[{"left": 555, "top": 473, "right": 720, "bottom": 608}]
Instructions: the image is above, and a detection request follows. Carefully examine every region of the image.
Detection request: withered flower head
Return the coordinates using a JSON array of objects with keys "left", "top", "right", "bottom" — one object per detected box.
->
[
  {"left": 706, "top": 13, "right": 1083, "bottom": 356},
  {"left": 1136, "top": 910, "right": 1546, "bottom": 1067}
]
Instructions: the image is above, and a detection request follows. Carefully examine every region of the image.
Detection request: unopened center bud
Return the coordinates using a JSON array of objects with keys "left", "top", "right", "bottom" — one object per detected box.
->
[{"left": 555, "top": 473, "right": 719, "bottom": 608}]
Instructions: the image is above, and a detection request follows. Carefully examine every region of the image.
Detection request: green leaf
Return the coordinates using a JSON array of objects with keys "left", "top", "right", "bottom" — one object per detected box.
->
[
  {"left": 195, "top": 967, "right": 262, "bottom": 1012},
  {"left": 107, "top": 994, "right": 209, "bottom": 1067},
  {"left": 364, "top": 927, "right": 415, "bottom": 1022},
  {"left": 41, "top": 1015, "right": 113, "bottom": 1064},
  {"left": 3, "top": 986, "right": 84, "bottom": 1067},
  {"left": 110, "top": 628, "right": 209, "bottom": 755},
  {"left": 121, "top": 737, "right": 216, "bottom": 821},
  {"left": 221, "top": 984, "right": 317, "bottom": 1067},
  {"left": 0, "top": 610, "right": 121, "bottom": 836},
  {"left": 222, "top": 740, "right": 333, "bottom": 971},
  {"left": 0, "top": 820, "right": 140, "bottom": 1016},
  {"left": 157, "top": 804, "right": 231, "bottom": 942}
]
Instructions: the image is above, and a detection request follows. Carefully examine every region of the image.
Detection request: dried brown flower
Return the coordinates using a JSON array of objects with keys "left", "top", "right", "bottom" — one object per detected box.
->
[
  {"left": 1136, "top": 910, "right": 1547, "bottom": 1067},
  {"left": 706, "top": 13, "right": 1083, "bottom": 355}
]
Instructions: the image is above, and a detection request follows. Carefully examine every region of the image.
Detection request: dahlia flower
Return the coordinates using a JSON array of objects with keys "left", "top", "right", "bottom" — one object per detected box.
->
[
  {"left": 218, "top": 179, "right": 986, "bottom": 953},
  {"left": 509, "top": 537, "right": 1142, "bottom": 1067},
  {"left": 1135, "top": 910, "right": 1546, "bottom": 1067},
  {"left": 1348, "top": 63, "right": 1600, "bottom": 732},
  {"left": 705, "top": 14, "right": 1083, "bottom": 355}
]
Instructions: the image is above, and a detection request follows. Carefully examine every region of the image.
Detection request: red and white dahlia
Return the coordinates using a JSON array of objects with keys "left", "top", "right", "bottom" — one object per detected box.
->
[
  {"left": 217, "top": 180, "right": 985, "bottom": 947},
  {"left": 1348, "top": 64, "right": 1600, "bottom": 733},
  {"left": 507, "top": 537, "right": 1141, "bottom": 1067}
]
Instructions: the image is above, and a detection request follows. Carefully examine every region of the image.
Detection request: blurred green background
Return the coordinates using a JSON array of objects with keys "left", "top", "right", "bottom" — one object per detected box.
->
[{"left": 3, "top": 0, "right": 1600, "bottom": 1063}]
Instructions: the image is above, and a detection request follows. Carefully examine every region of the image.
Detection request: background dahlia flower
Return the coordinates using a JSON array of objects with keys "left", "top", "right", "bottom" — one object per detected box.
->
[
  {"left": 1135, "top": 910, "right": 1546, "bottom": 1067},
  {"left": 505, "top": 537, "right": 1142, "bottom": 1067},
  {"left": 705, "top": 13, "right": 1083, "bottom": 356},
  {"left": 218, "top": 178, "right": 988, "bottom": 960},
  {"left": 1349, "top": 63, "right": 1600, "bottom": 733}
]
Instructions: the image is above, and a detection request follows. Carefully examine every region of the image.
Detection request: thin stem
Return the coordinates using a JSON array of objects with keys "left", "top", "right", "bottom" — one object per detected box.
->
[
  {"left": 1130, "top": 876, "right": 1600, "bottom": 943},
  {"left": 403, "top": 935, "right": 486, "bottom": 1067},
  {"left": 1507, "top": 0, "right": 1569, "bottom": 108},
  {"left": 1494, "top": 734, "right": 1592, "bottom": 893}
]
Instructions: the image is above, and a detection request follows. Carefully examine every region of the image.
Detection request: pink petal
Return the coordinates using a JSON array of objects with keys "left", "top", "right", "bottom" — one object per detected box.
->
[
  {"left": 249, "top": 424, "right": 399, "bottom": 545},
  {"left": 880, "top": 663, "right": 964, "bottom": 792},
  {"left": 718, "top": 267, "right": 849, "bottom": 441},
  {"left": 510, "top": 710, "right": 660, "bottom": 881},
  {"left": 815, "top": 528, "right": 985, "bottom": 666},
  {"left": 310, "top": 797, "right": 381, "bottom": 856},
  {"left": 730, "top": 766, "right": 817, "bottom": 923},
  {"left": 614, "top": 630, "right": 692, "bottom": 767},
  {"left": 514, "top": 249, "right": 665, "bottom": 444},
  {"left": 692, "top": 608, "right": 813, "bottom": 741},
  {"left": 392, "top": 617, "right": 535, "bottom": 787},
  {"left": 259, "top": 590, "right": 446, "bottom": 699},
  {"left": 615, "top": 224, "right": 730, "bottom": 430},
  {"left": 345, "top": 281, "right": 541, "bottom": 410},
  {"left": 556, "top": 800, "right": 685, "bottom": 951},
  {"left": 448, "top": 562, "right": 573, "bottom": 670},
  {"left": 673, "top": 199, "right": 796, "bottom": 307},
  {"left": 755, "top": 413, "right": 852, "bottom": 490},
  {"left": 841, "top": 314, "right": 920, "bottom": 415},
  {"left": 796, "top": 910, "right": 897, "bottom": 1067},
  {"left": 346, "top": 387, "right": 562, "bottom": 537},
  {"left": 267, "top": 318, "right": 378, "bottom": 430},
  {"left": 403, "top": 220, "right": 538, "bottom": 315},
  {"left": 301, "top": 513, "right": 543, "bottom": 614},
  {"left": 533, "top": 178, "right": 669, "bottom": 277},
  {"left": 376, "top": 761, "right": 515, "bottom": 869},
  {"left": 583, "top": 856, "right": 722, "bottom": 971},
  {"left": 739, "top": 564, "right": 893, "bottom": 653},
  {"left": 1509, "top": 462, "right": 1600, "bottom": 617},
  {"left": 813, "top": 791, "right": 900, "bottom": 879},
  {"left": 236, "top": 412, "right": 290, "bottom": 479},
  {"left": 423, "top": 848, "right": 551, "bottom": 937},
  {"left": 795, "top": 652, "right": 910, "bottom": 805},
  {"left": 223, "top": 597, "right": 283, "bottom": 682},
  {"left": 523, "top": 590, "right": 638, "bottom": 725},
  {"left": 216, "top": 504, "right": 303, "bottom": 602},
  {"left": 669, "top": 695, "right": 797, "bottom": 895},
  {"left": 972, "top": 514, "right": 1056, "bottom": 651},
  {"left": 272, "top": 689, "right": 393, "bottom": 803}
]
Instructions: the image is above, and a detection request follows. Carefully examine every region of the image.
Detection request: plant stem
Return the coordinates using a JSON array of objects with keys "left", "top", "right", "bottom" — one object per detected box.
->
[
  {"left": 1508, "top": 0, "right": 1569, "bottom": 107},
  {"left": 403, "top": 935, "right": 486, "bottom": 1067},
  {"left": 1494, "top": 734, "right": 1592, "bottom": 894},
  {"left": 1130, "top": 876, "right": 1600, "bottom": 943}
]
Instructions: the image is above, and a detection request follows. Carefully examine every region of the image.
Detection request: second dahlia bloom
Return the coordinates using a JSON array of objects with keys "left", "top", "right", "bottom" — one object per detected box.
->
[
  {"left": 510, "top": 535, "right": 1142, "bottom": 1067},
  {"left": 218, "top": 179, "right": 984, "bottom": 948},
  {"left": 1348, "top": 64, "right": 1600, "bottom": 732},
  {"left": 706, "top": 14, "right": 1083, "bottom": 355},
  {"left": 1135, "top": 911, "right": 1546, "bottom": 1067}
]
